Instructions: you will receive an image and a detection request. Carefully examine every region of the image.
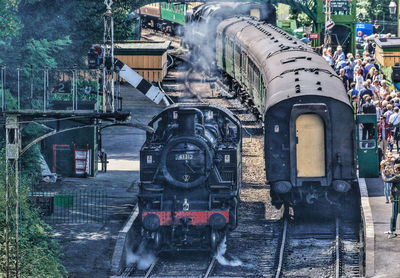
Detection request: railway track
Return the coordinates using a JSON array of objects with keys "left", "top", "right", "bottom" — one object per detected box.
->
[
  {"left": 114, "top": 29, "right": 364, "bottom": 278},
  {"left": 123, "top": 253, "right": 216, "bottom": 278},
  {"left": 274, "top": 216, "right": 362, "bottom": 278}
]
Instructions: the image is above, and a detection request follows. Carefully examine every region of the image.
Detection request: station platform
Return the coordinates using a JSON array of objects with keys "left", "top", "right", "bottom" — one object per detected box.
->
[{"left": 360, "top": 177, "right": 400, "bottom": 277}]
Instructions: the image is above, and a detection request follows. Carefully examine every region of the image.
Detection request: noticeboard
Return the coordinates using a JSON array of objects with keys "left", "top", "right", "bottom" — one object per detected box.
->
[{"left": 324, "top": 0, "right": 351, "bottom": 15}]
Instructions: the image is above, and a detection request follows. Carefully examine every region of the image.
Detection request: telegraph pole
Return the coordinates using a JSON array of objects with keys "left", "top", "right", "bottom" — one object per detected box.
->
[
  {"left": 5, "top": 115, "right": 21, "bottom": 278},
  {"left": 103, "top": 0, "right": 115, "bottom": 113},
  {"left": 324, "top": 0, "right": 332, "bottom": 47}
]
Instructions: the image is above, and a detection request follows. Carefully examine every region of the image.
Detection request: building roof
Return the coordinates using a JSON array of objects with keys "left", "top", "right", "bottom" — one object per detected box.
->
[
  {"left": 375, "top": 38, "right": 400, "bottom": 49},
  {"left": 114, "top": 41, "right": 171, "bottom": 55}
]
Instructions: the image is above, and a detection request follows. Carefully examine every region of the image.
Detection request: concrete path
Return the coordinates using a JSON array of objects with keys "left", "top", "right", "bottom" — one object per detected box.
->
[{"left": 364, "top": 178, "right": 400, "bottom": 277}]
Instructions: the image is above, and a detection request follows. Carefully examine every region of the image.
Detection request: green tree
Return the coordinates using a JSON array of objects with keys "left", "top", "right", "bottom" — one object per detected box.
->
[{"left": 0, "top": 142, "right": 66, "bottom": 277}]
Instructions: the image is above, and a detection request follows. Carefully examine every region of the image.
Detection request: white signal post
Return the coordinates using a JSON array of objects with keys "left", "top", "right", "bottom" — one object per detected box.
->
[
  {"left": 103, "top": 0, "right": 115, "bottom": 112},
  {"left": 324, "top": 0, "right": 333, "bottom": 47}
]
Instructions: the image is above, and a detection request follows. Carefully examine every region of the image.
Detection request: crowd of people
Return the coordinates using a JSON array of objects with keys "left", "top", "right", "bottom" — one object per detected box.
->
[
  {"left": 319, "top": 34, "right": 400, "bottom": 239},
  {"left": 321, "top": 34, "right": 400, "bottom": 160}
]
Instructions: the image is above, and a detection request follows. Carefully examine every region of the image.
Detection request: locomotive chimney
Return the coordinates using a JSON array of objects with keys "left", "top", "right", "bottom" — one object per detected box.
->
[{"left": 178, "top": 110, "right": 196, "bottom": 136}]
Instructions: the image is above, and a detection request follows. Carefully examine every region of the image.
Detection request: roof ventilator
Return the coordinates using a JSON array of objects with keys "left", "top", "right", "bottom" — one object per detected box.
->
[
  {"left": 317, "top": 87, "right": 322, "bottom": 91},
  {"left": 295, "top": 84, "right": 301, "bottom": 93},
  {"left": 295, "top": 78, "right": 299, "bottom": 82}
]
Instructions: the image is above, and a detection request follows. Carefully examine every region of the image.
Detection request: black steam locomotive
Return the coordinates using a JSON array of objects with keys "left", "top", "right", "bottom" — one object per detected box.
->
[{"left": 139, "top": 103, "right": 241, "bottom": 251}]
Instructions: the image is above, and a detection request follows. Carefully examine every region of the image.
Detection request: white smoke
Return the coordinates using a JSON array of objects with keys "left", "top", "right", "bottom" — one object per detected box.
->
[
  {"left": 183, "top": 2, "right": 275, "bottom": 73},
  {"left": 214, "top": 236, "right": 243, "bottom": 267},
  {"left": 125, "top": 241, "right": 157, "bottom": 270}
]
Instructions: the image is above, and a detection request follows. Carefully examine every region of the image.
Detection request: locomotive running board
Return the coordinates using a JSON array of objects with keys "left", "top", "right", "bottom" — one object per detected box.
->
[{"left": 115, "top": 59, "right": 170, "bottom": 106}]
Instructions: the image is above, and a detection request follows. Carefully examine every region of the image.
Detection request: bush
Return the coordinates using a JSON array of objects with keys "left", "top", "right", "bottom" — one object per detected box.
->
[{"left": 0, "top": 139, "right": 66, "bottom": 277}]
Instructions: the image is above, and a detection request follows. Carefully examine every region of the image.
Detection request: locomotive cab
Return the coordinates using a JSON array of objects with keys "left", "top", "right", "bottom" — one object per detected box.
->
[{"left": 139, "top": 103, "right": 241, "bottom": 251}]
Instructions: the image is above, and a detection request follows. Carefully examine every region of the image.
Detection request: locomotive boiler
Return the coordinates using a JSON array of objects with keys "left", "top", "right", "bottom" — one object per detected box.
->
[{"left": 139, "top": 103, "right": 241, "bottom": 251}]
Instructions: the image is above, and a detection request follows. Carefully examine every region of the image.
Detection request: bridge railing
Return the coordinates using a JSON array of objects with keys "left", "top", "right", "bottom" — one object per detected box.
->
[{"left": 0, "top": 66, "right": 117, "bottom": 113}]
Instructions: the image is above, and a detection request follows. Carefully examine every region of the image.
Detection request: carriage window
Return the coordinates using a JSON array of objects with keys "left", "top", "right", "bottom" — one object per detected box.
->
[
  {"left": 359, "top": 140, "right": 376, "bottom": 149},
  {"left": 358, "top": 123, "right": 376, "bottom": 149}
]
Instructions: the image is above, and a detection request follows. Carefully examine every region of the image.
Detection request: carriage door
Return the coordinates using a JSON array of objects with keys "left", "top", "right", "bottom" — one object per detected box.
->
[{"left": 296, "top": 114, "right": 325, "bottom": 177}]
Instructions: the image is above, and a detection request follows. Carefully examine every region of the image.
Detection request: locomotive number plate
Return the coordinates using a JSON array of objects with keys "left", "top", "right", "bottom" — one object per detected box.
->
[{"left": 175, "top": 153, "right": 193, "bottom": 160}]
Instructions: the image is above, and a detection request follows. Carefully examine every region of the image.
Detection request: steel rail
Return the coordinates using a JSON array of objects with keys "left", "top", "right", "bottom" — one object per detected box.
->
[
  {"left": 204, "top": 257, "right": 216, "bottom": 278},
  {"left": 335, "top": 217, "right": 340, "bottom": 278},
  {"left": 275, "top": 218, "right": 288, "bottom": 278},
  {"left": 144, "top": 258, "right": 158, "bottom": 278}
]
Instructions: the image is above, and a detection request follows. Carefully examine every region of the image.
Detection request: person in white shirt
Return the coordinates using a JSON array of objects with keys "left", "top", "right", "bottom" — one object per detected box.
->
[
  {"left": 385, "top": 104, "right": 394, "bottom": 123},
  {"left": 390, "top": 107, "right": 400, "bottom": 152},
  {"left": 375, "top": 100, "right": 382, "bottom": 122},
  {"left": 389, "top": 107, "right": 400, "bottom": 125},
  {"left": 371, "top": 79, "right": 381, "bottom": 99}
]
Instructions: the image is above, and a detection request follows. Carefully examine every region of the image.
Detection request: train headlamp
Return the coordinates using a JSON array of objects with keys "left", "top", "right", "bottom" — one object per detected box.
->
[
  {"left": 273, "top": 181, "right": 292, "bottom": 194},
  {"left": 332, "top": 180, "right": 351, "bottom": 193},
  {"left": 143, "top": 213, "right": 160, "bottom": 232}
]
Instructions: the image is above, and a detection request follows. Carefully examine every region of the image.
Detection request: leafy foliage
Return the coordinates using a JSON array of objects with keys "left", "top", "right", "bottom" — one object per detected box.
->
[
  {"left": 0, "top": 0, "right": 21, "bottom": 50},
  {"left": 288, "top": 9, "right": 312, "bottom": 28},
  {"left": 0, "top": 0, "right": 136, "bottom": 68},
  {"left": 357, "top": 0, "right": 395, "bottom": 23},
  {"left": 0, "top": 147, "right": 66, "bottom": 277}
]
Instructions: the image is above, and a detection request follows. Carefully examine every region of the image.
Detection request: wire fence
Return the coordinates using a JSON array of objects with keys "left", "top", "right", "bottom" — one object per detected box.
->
[{"left": 30, "top": 189, "right": 107, "bottom": 224}]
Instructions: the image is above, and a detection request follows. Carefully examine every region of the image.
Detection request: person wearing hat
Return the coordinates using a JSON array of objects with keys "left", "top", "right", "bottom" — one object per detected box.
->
[
  {"left": 334, "top": 46, "right": 345, "bottom": 62},
  {"left": 382, "top": 163, "right": 400, "bottom": 238}
]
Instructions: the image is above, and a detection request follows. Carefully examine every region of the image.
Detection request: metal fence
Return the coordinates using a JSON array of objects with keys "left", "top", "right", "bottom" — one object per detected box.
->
[
  {"left": 30, "top": 190, "right": 107, "bottom": 224},
  {"left": 0, "top": 66, "right": 102, "bottom": 112}
]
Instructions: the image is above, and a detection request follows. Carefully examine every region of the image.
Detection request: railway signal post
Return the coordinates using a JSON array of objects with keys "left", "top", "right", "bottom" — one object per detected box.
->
[{"left": 103, "top": 0, "right": 116, "bottom": 113}]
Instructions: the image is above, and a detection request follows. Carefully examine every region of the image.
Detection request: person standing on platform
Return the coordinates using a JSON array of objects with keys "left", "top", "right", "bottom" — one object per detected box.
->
[
  {"left": 355, "top": 68, "right": 365, "bottom": 92},
  {"left": 361, "top": 96, "right": 377, "bottom": 141},
  {"left": 300, "top": 33, "right": 311, "bottom": 45},
  {"left": 381, "top": 153, "right": 395, "bottom": 203},
  {"left": 378, "top": 115, "right": 391, "bottom": 157},
  {"left": 382, "top": 164, "right": 400, "bottom": 238}
]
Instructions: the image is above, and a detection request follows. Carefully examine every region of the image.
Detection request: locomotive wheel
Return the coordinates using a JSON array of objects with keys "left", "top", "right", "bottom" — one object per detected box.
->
[
  {"left": 229, "top": 197, "right": 238, "bottom": 230},
  {"left": 153, "top": 231, "right": 161, "bottom": 250},
  {"left": 211, "top": 231, "right": 219, "bottom": 251}
]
